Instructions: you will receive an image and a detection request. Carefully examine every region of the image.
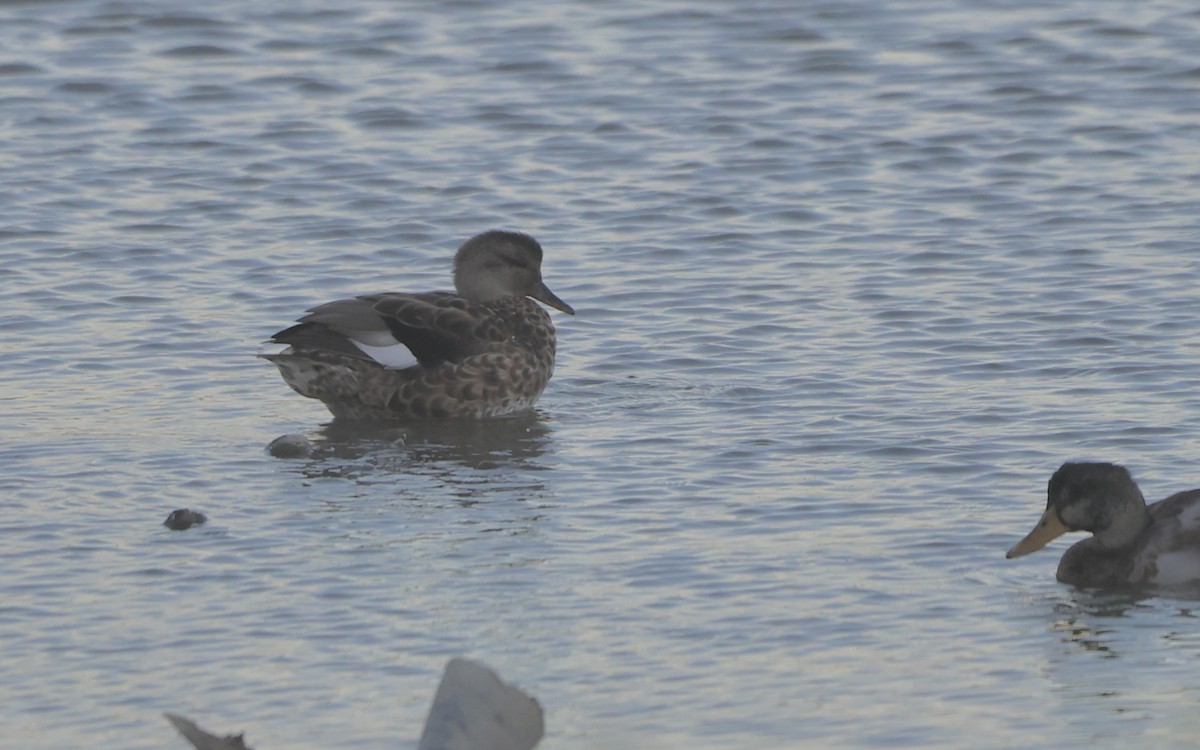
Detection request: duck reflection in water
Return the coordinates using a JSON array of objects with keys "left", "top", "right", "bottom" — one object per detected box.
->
[{"left": 267, "top": 411, "right": 556, "bottom": 496}]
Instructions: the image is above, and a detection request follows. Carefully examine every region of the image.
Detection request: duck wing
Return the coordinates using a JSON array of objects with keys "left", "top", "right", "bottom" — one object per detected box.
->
[
  {"left": 270, "top": 292, "right": 505, "bottom": 369},
  {"left": 1147, "top": 489, "right": 1200, "bottom": 549},
  {"left": 1132, "top": 489, "right": 1200, "bottom": 585}
]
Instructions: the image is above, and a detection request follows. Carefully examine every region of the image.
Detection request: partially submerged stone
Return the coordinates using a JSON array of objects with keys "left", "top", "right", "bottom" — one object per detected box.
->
[
  {"left": 418, "top": 658, "right": 543, "bottom": 750},
  {"left": 165, "top": 658, "right": 541, "bottom": 750},
  {"left": 164, "top": 509, "right": 207, "bottom": 531},
  {"left": 165, "top": 713, "right": 252, "bottom": 750},
  {"left": 266, "top": 433, "right": 312, "bottom": 458}
]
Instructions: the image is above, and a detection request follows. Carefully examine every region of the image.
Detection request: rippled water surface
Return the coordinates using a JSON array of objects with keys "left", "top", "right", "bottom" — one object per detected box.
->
[{"left": 4, "top": 0, "right": 1200, "bottom": 747}]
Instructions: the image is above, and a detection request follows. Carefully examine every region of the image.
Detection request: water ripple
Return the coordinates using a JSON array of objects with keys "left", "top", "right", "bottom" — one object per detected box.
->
[{"left": 3, "top": 1, "right": 1200, "bottom": 748}]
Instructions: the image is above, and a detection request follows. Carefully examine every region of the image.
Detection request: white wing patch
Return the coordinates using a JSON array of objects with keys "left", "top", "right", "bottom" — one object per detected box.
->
[
  {"left": 1151, "top": 549, "right": 1200, "bottom": 586},
  {"left": 350, "top": 339, "right": 419, "bottom": 369},
  {"left": 1177, "top": 501, "right": 1200, "bottom": 529},
  {"left": 343, "top": 328, "right": 403, "bottom": 347}
]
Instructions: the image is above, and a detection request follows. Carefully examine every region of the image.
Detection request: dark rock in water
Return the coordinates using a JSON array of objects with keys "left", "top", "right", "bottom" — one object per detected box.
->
[
  {"left": 165, "top": 713, "right": 252, "bottom": 750},
  {"left": 267, "top": 433, "right": 312, "bottom": 458},
  {"left": 164, "top": 509, "right": 207, "bottom": 531}
]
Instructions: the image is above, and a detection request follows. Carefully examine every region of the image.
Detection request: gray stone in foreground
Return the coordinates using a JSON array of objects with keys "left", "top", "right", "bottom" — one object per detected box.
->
[
  {"left": 418, "top": 658, "right": 543, "bottom": 750},
  {"left": 165, "top": 658, "right": 542, "bottom": 750},
  {"left": 165, "top": 713, "right": 252, "bottom": 750}
]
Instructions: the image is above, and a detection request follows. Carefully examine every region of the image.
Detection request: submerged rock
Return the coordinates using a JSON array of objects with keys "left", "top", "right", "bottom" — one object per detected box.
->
[
  {"left": 163, "top": 509, "right": 207, "bottom": 531},
  {"left": 266, "top": 433, "right": 312, "bottom": 458}
]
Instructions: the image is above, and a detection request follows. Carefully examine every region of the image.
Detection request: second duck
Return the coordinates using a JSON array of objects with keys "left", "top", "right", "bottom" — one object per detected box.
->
[{"left": 1007, "top": 462, "right": 1200, "bottom": 588}]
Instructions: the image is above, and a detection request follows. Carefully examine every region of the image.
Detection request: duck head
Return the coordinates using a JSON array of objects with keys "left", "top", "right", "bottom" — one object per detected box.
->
[
  {"left": 453, "top": 230, "right": 574, "bottom": 315},
  {"left": 1007, "top": 462, "right": 1150, "bottom": 559}
]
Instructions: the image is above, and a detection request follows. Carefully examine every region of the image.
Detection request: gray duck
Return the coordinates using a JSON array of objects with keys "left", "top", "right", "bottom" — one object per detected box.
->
[
  {"left": 1007, "top": 462, "right": 1200, "bottom": 587},
  {"left": 263, "top": 230, "right": 574, "bottom": 421}
]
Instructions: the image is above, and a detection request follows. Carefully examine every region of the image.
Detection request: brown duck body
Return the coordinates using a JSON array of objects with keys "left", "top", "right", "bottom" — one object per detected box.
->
[
  {"left": 264, "top": 295, "right": 558, "bottom": 420},
  {"left": 263, "top": 231, "right": 573, "bottom": 421}
]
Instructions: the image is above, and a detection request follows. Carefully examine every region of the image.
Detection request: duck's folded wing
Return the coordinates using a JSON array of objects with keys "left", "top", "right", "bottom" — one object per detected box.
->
[
  {"left": 272, "top": 293, "right": 499, "bottom": 369},
  {"left": 1148, "top": 489, "right": 1200, "bottom": 548}
]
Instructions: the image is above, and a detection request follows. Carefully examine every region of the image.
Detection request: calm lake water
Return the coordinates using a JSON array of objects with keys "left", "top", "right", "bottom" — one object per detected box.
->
[{"left": 4, "top": 0, "right": 1200, "bottom": 747}]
